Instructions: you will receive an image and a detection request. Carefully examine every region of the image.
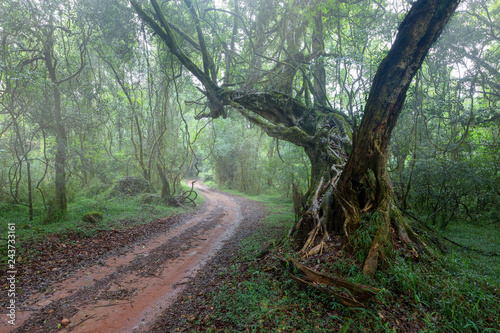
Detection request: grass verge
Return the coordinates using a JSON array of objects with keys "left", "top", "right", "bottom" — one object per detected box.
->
[{"left": 188, "top": 190, "right": 500, "bottom": 332}]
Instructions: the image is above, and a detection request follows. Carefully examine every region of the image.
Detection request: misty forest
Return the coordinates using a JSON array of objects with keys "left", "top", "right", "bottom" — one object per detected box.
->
[{"left": 1, "top": 0, "right": 499, "bottom": 331}]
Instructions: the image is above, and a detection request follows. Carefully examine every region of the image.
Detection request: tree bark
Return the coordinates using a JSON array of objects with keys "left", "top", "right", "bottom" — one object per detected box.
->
[{"left": 312, "top": 8, "right": 327, "bottom": 107}]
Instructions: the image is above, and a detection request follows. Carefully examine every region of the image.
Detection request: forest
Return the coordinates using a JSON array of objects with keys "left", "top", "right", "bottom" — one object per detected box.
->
[{"left": 1, "top": 0, "right": 499, "bottom": 331}]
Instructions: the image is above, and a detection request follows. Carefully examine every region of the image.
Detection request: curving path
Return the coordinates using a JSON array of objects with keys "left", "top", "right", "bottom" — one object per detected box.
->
[{"left": 4, "top": 182, "right": 263, "bottom": 333}]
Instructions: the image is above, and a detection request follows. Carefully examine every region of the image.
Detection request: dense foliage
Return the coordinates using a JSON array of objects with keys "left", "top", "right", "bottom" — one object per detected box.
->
[
  {"left": 0, "top": 0, "right": 498, "bottom": 260},
  {"left": 1, "top": 0, "right": 499, "bottom": 331}
]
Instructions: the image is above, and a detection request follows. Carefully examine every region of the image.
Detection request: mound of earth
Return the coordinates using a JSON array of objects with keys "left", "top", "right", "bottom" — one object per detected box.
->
[{"left": 109, "top": 176, "right": 151, "bottom": 197}]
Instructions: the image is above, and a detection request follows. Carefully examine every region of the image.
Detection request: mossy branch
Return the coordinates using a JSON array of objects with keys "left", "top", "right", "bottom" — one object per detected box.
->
[{"left": 238, "top": 109, "right": 315, "bottom": 148}]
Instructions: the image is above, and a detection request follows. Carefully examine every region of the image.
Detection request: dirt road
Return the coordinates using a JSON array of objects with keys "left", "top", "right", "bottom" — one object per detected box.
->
[{"left": 3, "top": 182, "right": 265, "bottom": 332}]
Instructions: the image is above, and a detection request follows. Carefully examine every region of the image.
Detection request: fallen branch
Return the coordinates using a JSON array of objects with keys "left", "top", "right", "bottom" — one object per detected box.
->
[
  {"left": 279, "top": 257, "right": 380, "bottom": 307},
  {"left": 289, "top": 274, "right": 365, "bottom": 308}
]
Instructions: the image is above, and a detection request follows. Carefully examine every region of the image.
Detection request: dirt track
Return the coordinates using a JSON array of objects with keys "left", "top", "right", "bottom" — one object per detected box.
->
[{"left": 2, "top": 182, "right": 265, "bottom": 333}]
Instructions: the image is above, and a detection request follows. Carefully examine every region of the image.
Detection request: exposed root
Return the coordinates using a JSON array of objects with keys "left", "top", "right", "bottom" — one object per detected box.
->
[
  {"left": 391, "top": 208, "right": 434, "bottom": 258},
  {"left": 291, "top": 171, "right": 436, "bottom": 276},
  {"left": 302, "top": 234, "right": 328, "bottom": 259},
  {"left": 299, "top": 223, "right": 322, "bottom": 253},
  {"left": 362, "top": 204, "right": 437, "bottom": 275},
  {"left": 331, "top": 163, "right": 344, "bottom": 187},
  {"left": 337, "top": 188, "right": 360, "bottom": 238},
  {"left": 297, "top": 177, "right": 325, "bottom": 253},
  {"left": 362, "top": 215, "right": 390, "bottom": 275},
  {"left": 295, "top": 175, "right": 356, "bottom": 254},
  {"left": 363, "top": 242, "right": 380, "bottom": 275}
]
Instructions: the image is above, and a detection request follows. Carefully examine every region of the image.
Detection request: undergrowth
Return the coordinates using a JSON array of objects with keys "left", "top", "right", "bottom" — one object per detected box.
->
[
  {"left": 0, "top": 182, "right": 203, "bottom": 263},
  {"left": 201, "top": 191, "right": 500, "bottom": 332}
]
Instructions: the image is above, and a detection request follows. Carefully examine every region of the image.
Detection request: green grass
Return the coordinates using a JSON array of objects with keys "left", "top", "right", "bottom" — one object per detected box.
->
[
  {"left": 195, "top": 187, "right": 500, "bottom": 332},
  {"left": 441, "top": 223, "right": 500, "bottom": 287}
]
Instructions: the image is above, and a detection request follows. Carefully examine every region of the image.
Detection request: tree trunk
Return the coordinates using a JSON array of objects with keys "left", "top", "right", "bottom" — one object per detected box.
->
[
  {"left": 157, "top": 163, "right": 171, "bottom": 199},
  {"left": 312, "top": 8, "right": 327, "bottom": 106},
  {"left": 27, "top": 160, "right": 34, "bottom": 221},
  {"left": 54, "top": 97, "right": 68, "bottom": 215},
  {"left": 44, "top": 32, "right": 68, "bottom": 216},
  {"left": 317, "top": 0, "right": 460, "bottom": 274}
]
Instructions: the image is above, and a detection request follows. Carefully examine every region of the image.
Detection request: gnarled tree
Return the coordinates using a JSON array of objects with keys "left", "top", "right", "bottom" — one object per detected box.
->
[{"left": 131, "top": 0, "right": 461, "bottom": 273}]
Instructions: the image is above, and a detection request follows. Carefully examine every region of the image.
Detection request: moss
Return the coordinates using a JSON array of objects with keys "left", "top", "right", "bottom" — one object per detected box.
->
[
  {"left": 82, "top": 211, "right": 104, "bottom": 223},
  {"left": 279, "top": 125, "right": 314, "bottom": 146}
]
